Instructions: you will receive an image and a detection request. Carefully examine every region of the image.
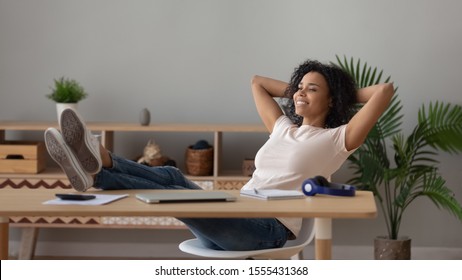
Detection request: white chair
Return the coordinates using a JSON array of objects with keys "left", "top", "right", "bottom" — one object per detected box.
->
[{"left": 179, "top": 218, "right": 315, "bottom": 259}]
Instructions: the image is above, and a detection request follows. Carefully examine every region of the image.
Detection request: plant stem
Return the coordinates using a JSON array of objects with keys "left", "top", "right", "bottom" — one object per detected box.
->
[{"left": 383, "top": 181, "right": 393, "bottom": 238}]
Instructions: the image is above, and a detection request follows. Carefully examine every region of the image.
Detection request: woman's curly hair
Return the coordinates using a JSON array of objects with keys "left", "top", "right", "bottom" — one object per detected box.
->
[{"left": 282, "top": 59, "right": 357, "bottom": 128}]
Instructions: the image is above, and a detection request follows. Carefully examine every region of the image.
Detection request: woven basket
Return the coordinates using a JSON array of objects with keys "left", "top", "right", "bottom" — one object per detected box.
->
[{"left": 185, "top": 146, "right": 213, "bottom": 176}]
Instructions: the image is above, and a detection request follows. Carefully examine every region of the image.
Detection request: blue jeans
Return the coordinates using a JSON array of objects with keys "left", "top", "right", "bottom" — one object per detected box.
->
[{"left": 94, "top": 154, "right": 289, "bottom": 250}]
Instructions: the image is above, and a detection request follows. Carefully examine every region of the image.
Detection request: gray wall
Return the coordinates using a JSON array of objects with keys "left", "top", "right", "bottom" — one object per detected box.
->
[{"left": 1, "top": 0, "right": 461, "bottom": 258}]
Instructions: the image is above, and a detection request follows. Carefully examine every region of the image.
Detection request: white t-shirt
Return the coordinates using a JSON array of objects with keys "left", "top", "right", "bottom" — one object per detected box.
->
[{"left": 241, "top": 115, "right": 356, "bottom": 237}]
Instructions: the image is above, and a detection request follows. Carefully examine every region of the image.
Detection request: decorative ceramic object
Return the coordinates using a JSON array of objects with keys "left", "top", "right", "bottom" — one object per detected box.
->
[
  {"left": 139, "top": 108, "right": 150, "bottom": 126},
  {"left": 56, "top": 103, "right": 78, "bottom": 123}
]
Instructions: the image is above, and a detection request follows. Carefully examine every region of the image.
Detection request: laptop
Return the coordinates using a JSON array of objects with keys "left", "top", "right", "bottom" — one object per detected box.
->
[{"left": 135, "top": 191, "right": 237, "bottom": 204}]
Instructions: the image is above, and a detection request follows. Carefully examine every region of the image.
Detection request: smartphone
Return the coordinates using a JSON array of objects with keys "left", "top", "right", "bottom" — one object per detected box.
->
[{"left": 56, "top": 193, "right": 96, "bottom": 201}]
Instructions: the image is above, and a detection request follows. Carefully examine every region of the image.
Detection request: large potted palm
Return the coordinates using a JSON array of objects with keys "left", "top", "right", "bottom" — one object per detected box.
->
[{"left": 334, "top": 55, "right": 462, "bottom": 259}]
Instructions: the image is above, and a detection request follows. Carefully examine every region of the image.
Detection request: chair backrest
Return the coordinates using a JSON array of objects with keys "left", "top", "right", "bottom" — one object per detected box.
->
[
  {"left": 287, "top": 218, "right": 315, "bottom": 247},
  {"left": 179, "top": 218, "right": 315, "bottom": 259}
]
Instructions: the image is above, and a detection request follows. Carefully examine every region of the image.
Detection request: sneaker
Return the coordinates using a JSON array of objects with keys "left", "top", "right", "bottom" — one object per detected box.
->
[
  {"left": 44, "top": 128, "right": 93, "bottom": 192},
  {"left": 59, "top": 108, "right": 102, "bottom": 174}
]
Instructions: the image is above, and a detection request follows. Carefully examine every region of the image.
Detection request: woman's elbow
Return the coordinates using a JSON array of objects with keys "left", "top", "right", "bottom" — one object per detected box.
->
[
  {"left": 251, "top": 75, "right": 262, "bottom": 86},
  {"left": 383, "top": 83, "right": 394, "bottom": 98},
  {"left": 251, "top": 75, "right": 265, "bottom": 97},
  {"left": 377, "top": 83, "right": 394, "bottom": 107}
]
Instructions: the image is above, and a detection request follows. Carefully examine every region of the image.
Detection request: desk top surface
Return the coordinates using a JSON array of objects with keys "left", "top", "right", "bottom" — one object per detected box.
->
[{"left": 0, "top": 189, "right": 376, "bottom": 219}]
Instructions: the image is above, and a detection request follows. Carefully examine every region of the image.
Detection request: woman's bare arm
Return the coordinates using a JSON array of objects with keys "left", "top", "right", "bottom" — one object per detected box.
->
[
  {"left": 345, "top": 83, "right": 394, "bottom": 150},
  {"left": 251, "top": 75, "right": 288, "bottom": 132}
]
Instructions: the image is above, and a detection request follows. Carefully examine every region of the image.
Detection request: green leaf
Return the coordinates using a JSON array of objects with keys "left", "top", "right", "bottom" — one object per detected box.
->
[
  {"left": 420, "top": 173, "right": 462, "bottom": 220},
  {"left": 419, "top": 102, "right": 462, "bottom": 153}
]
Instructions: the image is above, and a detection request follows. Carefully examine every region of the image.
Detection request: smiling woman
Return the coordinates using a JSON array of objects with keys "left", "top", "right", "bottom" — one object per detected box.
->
[{"left": 242, "top": 59, "right": 394, "bottom": 245}]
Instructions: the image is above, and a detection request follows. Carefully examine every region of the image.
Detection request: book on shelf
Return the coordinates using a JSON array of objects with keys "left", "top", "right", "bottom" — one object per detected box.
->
[{"left": 240, "top": 188, "right": 305, "bottom": 200}]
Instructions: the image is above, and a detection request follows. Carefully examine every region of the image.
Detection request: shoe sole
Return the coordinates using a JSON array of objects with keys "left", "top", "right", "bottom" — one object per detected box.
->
[
  {"left": 44, "top": 128, "right": 92, "bottom": 192},
  {"left": 60, "top": 109, "right": 102, "bottom": 174}
]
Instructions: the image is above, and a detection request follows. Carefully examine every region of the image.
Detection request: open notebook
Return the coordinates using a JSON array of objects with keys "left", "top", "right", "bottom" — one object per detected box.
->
[
  {"left": 240, "top": 189, "right": 305, "bottom": 200},
  {"left": 136, "top": 191, "right": 236, "bottom": 204}
]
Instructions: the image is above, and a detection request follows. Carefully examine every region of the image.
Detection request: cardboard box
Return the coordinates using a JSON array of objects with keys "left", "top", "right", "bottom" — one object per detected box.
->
[{"left": 0, "top": 141, "right": 46, "bottom": 173}]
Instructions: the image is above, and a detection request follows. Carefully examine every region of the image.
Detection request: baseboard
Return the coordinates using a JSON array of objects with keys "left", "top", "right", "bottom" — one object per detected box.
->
[
  {"left": 304, "top": 245, "right": 462, "bottom": 260},
  {"left": 8, "top": 240, "right": 462, "bottom": 260}
]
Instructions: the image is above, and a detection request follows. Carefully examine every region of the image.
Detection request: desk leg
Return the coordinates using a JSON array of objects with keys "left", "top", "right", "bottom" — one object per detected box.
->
[
  {"left": 315, "top": 218, "right": 332, "bottom": 260},
  {"left": 101, "top": 130, "right": 114, "bottom": 152},
  {"left": 19, "top": 228, "right": 38, "bottom": 260},
  {"left": 0, "top": 217, "right": 9, "bottom": 260}
]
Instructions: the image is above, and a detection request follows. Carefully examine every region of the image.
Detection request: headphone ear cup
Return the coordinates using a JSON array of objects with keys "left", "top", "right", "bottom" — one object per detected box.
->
[
  {"left": 314, "top": 175, "right": 329, "bottom": 187},
  {"left": 302, "top": 176, "right": 357, "bottom": 197},
  {"left": 302, "top": 178, "right": 318, "bottom": 196}
]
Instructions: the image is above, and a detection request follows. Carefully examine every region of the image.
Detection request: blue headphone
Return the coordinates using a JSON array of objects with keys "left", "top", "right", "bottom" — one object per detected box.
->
[{"left": 301, "top": 176, "right": 356, "bottom": 197}]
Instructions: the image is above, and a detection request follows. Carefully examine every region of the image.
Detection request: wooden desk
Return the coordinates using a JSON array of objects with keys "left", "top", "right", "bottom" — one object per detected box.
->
[{"left": 0, "top": 189, "right": 376, "bottom": 260}]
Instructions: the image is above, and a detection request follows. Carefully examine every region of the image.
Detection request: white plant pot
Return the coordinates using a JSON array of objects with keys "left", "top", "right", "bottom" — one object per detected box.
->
[{"left": 56, "top": 103, "right": 78, "bottom": 123}]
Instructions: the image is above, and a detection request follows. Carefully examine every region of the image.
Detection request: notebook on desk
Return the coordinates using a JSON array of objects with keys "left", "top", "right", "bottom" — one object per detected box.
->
[
  {"left": 240, "top": 189, "right": 305, "bottom": 200},
  {"left": 135, "top": 191, "right": 237, "bottom": 204}
]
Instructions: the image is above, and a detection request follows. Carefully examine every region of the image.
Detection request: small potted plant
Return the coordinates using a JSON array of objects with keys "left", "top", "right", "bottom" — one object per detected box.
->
[{"left": 46, "top": 76, "right": 88, "bottom": 119}]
